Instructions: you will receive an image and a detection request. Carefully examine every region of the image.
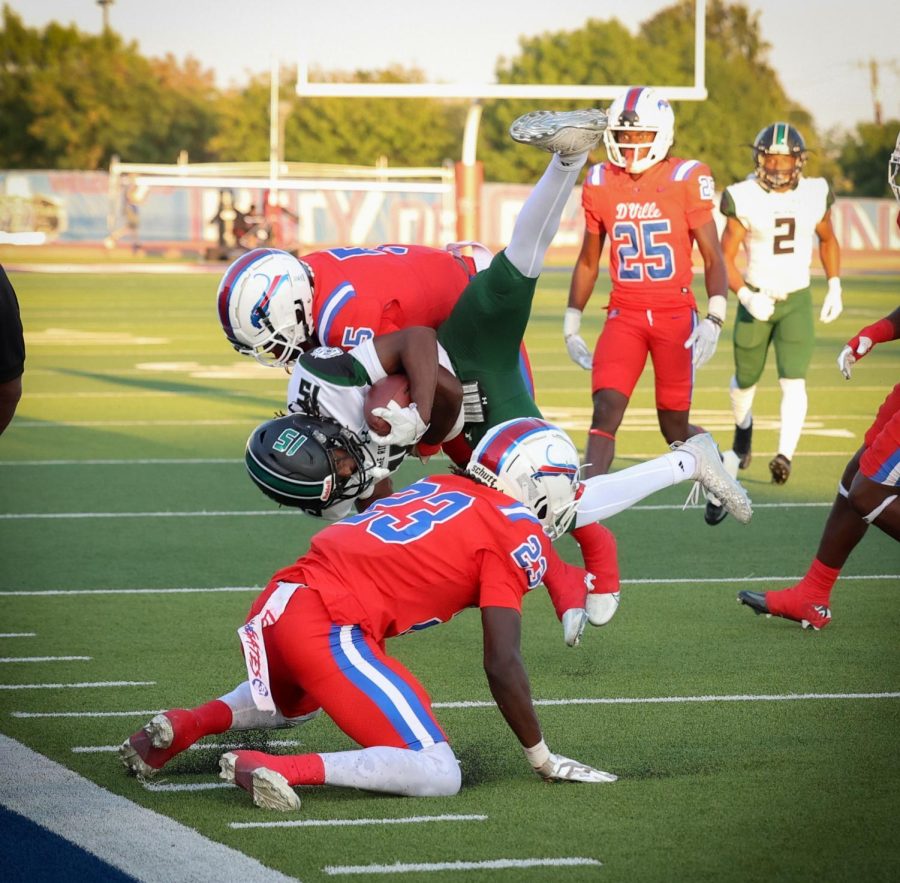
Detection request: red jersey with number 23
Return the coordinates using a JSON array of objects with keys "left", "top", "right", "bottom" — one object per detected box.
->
[
  {"left": 263, "top": 474, "right": 590, "bottom": 641},
  {"left": 582, "top": 157, "right": 716, "bottom": 310}
]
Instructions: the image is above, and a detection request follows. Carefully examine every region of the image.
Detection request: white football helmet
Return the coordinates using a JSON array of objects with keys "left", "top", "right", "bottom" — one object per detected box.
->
[
  {"left": 216, "top": 248, "right": 315, "bottom": 367},
  {"left": 603, "top": 86, "right": 675, "bottom": 175},
  {"left": 890, "top": 129, "right": 900, "bottom": 202},
  {"left": 467, "top": 417, "right": 582, "bottom": 540}
]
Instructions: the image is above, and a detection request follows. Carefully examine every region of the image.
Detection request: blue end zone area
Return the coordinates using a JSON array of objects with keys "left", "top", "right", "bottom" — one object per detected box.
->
[{"left": 0, "top": 805, "right": 138, "bottom": 883}]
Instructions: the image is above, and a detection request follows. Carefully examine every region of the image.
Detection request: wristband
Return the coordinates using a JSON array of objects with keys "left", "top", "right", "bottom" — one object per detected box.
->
[
  {"left": 523, "top": 738, "right": 550, "bottom": 768},
  {"left": 706, "top": 294, "right": 727, "bottom": 323},
  {"left": 563, "top": 308, "right": 583, "bottom": 338}
]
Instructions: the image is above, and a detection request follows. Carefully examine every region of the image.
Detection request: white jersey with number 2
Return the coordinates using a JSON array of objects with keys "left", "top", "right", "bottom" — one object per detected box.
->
[{"left": 721, "top": 176, "right": 833, "bottom": 296}]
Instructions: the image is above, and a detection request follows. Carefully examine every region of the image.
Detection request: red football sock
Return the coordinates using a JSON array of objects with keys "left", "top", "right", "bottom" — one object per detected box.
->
[
  {"left": 191, "top": 699, "right": 233, "bottom": 736},
  {"left": 234, "top": 751, "right": 326, "bottom": 786},
  {"left": 571, "top": 523, "right": 620, "bottom": 593},
  {"left": 798, "top": 558, "right": 841, "bottom": 605}
]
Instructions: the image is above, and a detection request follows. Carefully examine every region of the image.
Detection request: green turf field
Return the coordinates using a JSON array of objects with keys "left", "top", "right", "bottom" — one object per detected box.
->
[{"left": 1, "top": 268, "right": 898, "bottom": 882}]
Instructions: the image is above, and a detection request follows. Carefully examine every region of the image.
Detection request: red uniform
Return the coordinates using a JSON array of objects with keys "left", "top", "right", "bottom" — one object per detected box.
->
[
  {"left": 304, "top": 245, "right": 476, "bottom": 349},
  {"left": 581, "top": 157, "right": 716, "bottom": 409},
  {"left": 244, "top": 475, "right": 591, "bottom": 750},
  {"left": 860, "top": 383, "right": 900, "bottom": 486}
]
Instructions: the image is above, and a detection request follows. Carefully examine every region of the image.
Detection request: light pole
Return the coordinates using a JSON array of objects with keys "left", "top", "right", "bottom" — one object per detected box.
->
[{"left": 97, "top": 0, "right": 115, "bottom": 33}]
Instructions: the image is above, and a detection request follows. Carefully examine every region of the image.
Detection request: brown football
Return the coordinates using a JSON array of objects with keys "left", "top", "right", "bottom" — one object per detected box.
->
[{"left": 364, "top": 373, "right": 411, "bottom": 436}]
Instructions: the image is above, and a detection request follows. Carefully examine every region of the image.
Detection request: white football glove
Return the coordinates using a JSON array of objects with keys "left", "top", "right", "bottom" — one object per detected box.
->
[
  {"left": 369, "top": 401, "right": 428, "bottom": 447},
  {"left": 683, "top": 294, "right": 726, "bottom": 369},
  {"left": 837, "top": 335, "right": 874, "bottom": 380},
  {"left": 819, "top": 277, "right": 843, "bottom": 324},
  {"left": 525, "top": 740, "right": 617, "bottom": 783},
  {"left": 563, "top": 308, "right": 593, "bottom": 370},
  {"left": 737, "top": 286, "right": 775, "bottom": 322}
]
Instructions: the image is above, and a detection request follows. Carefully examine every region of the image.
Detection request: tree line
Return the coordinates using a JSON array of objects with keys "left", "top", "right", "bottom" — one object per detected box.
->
[{"left": 1, "top": 2, "right": 895, "bottom": 195}]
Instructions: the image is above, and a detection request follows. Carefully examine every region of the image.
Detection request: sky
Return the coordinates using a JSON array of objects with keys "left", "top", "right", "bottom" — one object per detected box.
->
[{"left": 15, "top": 1, "right": 900, "bottom": 135}]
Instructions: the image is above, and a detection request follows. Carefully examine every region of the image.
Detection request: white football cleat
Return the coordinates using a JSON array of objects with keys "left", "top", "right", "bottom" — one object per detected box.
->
[
  {"left": 509, "top": 109, "right": 608, "bottom": 157},
  {"left": 586, "top": 591, "right": 620, "bottom": 627},
  {"left": 674, "top": 433, "right": 752, "bottom": 524},
  {"left": 220, "top": 751, "right": 301, "bottom": 812},
  {"left": 119, "top": 712, "right": 176, "bottom": 778}
]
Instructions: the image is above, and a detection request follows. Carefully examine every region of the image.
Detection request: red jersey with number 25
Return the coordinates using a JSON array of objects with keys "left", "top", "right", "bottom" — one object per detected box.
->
[
  {"left": 265, "top": 474, "right": 590, "bottom": 641},
  {"left": 582, "top": 157, "right": 716, "bottom": 310},
  {"left": 303, "top": 245, "right": 475, "bottom": 350}
]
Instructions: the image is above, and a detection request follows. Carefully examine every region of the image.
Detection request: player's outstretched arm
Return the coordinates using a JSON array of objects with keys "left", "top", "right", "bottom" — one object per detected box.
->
[
  {"left": 837, "top": 306, "right": 900, "bottom": 379},
  {"left": 481, "top": 606, "right": 616, "bottom": 783},
  {"left": 683, "top": 220, "right": 727, "bottom": 368}
]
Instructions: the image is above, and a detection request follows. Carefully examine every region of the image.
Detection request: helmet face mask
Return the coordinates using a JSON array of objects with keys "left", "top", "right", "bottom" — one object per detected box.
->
[
  {"left": 245, "top": 414, "right": 374, "bottom": 515},
  {"left": 467, "top": 417, "right": 582, "bottom": 541},
  {"left": 752, "top": 123, "right": 807, "bottom": 191},
  {"left": 217, "top": 249, "right": 315, "bottom": 368},
  {"left": 603, "top": 86, "right": 675, "bottom": 175}
]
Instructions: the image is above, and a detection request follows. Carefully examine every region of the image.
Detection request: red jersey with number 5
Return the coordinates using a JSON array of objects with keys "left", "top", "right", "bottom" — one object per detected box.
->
[
  {"left": 581, "top": 157, "right": 716, "bottom": 309},
  {"left": 303, "top": 245, "right": 475, "bottom": 350}
]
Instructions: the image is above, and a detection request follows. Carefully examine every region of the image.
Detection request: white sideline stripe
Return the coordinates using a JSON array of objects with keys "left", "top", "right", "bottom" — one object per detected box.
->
[
  {"left": 0, "top": 501, "right": 837, "bottom": 520},
  {"left": 0, "top": 633, "right": 36, "bottom": 638},
  {"left": 15, "top": 691, "right": 900, "bottom": 722},
  {"left": 0, "top": 681, "right": 153, "bottom": 691},
  {"left": 434, "top": 692, "right": 900, "bottom": 710},
  {"left": 0, "top": 734, "right": 297, "bottom": 883},
  {"left": 13, "top": 709, "right": 165, "bottom": 718},
  {"left": 0, "top": 656, "right": 90, "bottom": 663},
  {"left": 144, "top": 781, "right": 231, "bottom": 792},
  {"left": 323, "top": 857, "right": 602, "bottom": 875},
  {"left": 74, "top": 739, "right": 302, "bottom": 754},
  {"left": 231, "top": 813, "right": 488, "bottom": 830},
  {"left": 2, "top": 573, "right": 895, "bottom": 598}
]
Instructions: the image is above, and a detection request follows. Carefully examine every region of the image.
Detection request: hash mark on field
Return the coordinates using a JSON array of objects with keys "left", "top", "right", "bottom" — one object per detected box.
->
[
  {"left": 0, "top": 681, "right": 153, "bottom": 691},
  {"left": 0, "top": 633, "right": 36, "bottom": 638},
  {"left": 323, "top": 857, "right": 602, "bottom": 875},
  {"left": 232, "top": 813, "right": 488, "bottom": 830},
  {"left": 144, "top": 781, "right": 232, "bottom": 792},
  {"left": 0, "top": 656, "right": 90, "bottom": 663}
]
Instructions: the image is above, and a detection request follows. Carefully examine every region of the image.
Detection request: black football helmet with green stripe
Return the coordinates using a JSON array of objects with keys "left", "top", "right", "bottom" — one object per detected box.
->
[
  {"left": 752, "top": 122, "right": 807, "bottom": 191},
  {"left": 245, "top": 413, "right": 374, "bottom": 515}
]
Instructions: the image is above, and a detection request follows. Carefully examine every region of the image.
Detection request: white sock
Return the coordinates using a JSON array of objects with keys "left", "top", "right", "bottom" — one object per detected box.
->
[
  {"left": 505, "top": 153, "right": 587, "bottom": 278},
  {"left": 778, "top": 377, "right": 807, "bottom": 460},
  {"left": 729, "top": 376, "right": 755, "bottom": 428},
  {"left": 575, "top": 450, "right": 697, "bottom": 526},
  {"left": 321, "top": 741, "right": 461, "bottom": 797},
  {"left": 220, "top": 681, "right": 294, "bottom": 730}
]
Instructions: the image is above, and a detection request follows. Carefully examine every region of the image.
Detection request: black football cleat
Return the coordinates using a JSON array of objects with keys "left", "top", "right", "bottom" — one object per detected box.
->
[
  {"left": 733, "top": 421, "right": 752, "bottom": 469},
  {"left": 769, "top": 453, "right": 791, "bottom": 484},
  {"left": 704, "top": 498, "right": 728, "bottom": 525},
  {"left": 738, "top": 590, "right": 770, "bottom": 617}
]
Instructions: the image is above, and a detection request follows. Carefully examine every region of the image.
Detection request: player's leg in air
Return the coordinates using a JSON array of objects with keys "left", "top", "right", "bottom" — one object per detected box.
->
[{"left": 738, "top": 384, "right": 900, "bottom": 630}]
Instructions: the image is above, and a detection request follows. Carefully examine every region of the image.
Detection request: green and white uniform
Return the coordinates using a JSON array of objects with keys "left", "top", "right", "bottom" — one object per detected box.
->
[{"left": 722, "top": 176, "right": 834, "bottom": 383}]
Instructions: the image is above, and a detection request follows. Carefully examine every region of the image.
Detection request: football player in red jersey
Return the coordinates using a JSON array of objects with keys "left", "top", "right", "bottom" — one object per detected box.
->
[
  {"left": 120, "top": 418, "right": 618, "bottom": 810},
  {"left": 737, "top": 134, "right": 900, "bottom": 630},
  {"left": 563, "top": 86, "right": 728, "bottom": 479}
]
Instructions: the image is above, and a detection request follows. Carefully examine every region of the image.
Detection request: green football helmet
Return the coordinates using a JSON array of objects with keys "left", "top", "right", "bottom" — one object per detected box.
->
[{"left": 752, "top": 122, "right": 807, "bottom": 191}]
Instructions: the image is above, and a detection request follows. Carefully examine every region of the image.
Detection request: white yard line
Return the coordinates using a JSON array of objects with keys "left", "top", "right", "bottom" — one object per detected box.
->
[
  {"left": 231, "top": 813, "right": 488, "bottom": 830},
  {"left": 0, "top": 681, "right": 153, "bottom": 691},
  {"left": 323, "top": 857, "right": 602, "bottom": 875},
  {"left": 15, "top": 691, "right": 900, "bottom": 722},
  {"left": 0, "top": 633, "right": 36, "bottom": 638},
  {"left": 0, "top": 501, "right": 841, "bottom": 521},
  {"left": 1, "top": 573, "right": 895, "bottom": 599},
  {"left": 0, "top": 656, "right": 90, "bottom": 663},
  {"left": 73, "top": 739, "right": 303, "bottom": 754},
  {"left": 0, "top": 734, "right": 296, "bottom": 883}
]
